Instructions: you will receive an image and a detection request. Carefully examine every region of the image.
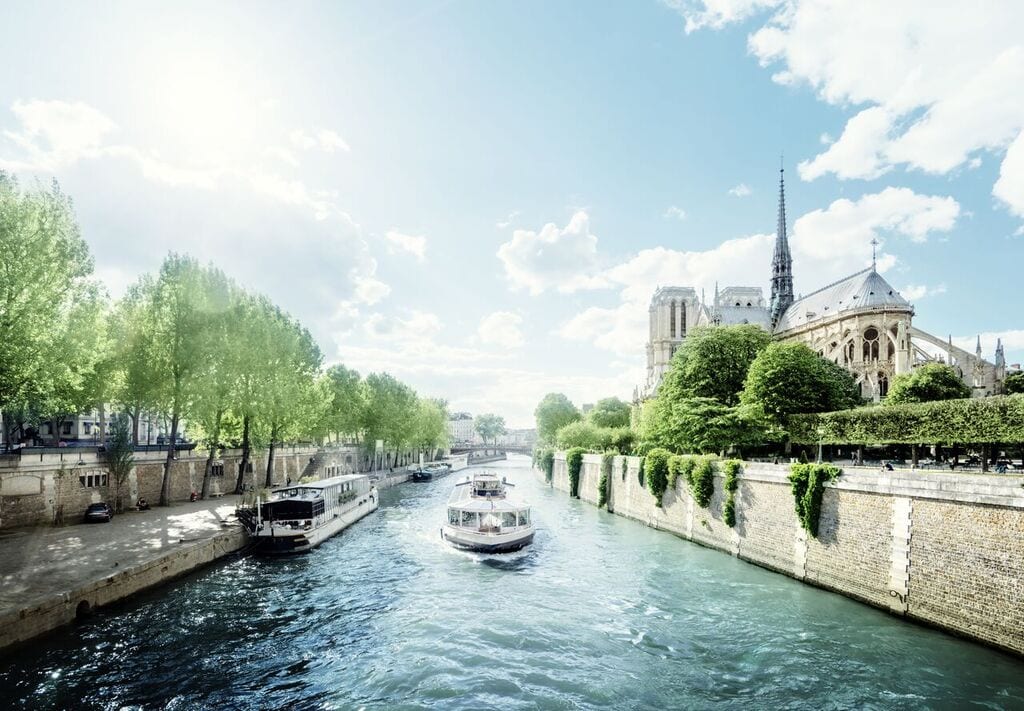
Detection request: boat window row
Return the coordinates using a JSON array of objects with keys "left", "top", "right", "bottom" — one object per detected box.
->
[{"left": 448, "top": 508, "right": 529, "bottom": 529}]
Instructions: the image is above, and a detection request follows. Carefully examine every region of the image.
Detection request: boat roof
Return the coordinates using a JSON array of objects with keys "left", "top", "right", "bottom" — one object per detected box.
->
[
  {"left": 447, "top": 477, "right": 529, "bottom": 511},
  {"left": 271, "top": 474, "right": 367, "bottom": 493}
]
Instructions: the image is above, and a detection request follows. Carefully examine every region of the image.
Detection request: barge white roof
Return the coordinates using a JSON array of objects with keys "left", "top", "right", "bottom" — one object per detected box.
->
[
  {"left": 447, "top": 476, "right": 529, "bottom": 512},
  {"left": 271, "top": 473, "right": 368, "bottom": 494}
]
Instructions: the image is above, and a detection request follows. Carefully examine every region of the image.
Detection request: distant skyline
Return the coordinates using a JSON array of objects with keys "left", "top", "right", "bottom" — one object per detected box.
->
[{"left": 1, "top": 1, "right": 1022, "bottom": 427}]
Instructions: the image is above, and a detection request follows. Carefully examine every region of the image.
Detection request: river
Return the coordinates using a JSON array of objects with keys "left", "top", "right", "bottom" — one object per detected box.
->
[{"left": 2, "top": 454, "right": 1023, "bottom": 710}]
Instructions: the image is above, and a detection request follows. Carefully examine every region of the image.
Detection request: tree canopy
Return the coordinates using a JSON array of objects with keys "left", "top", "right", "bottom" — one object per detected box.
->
[
  {"left": 741, "top": 342, "right": 861, "bottom": 421},
  {"left": 474, "top": 413, "right": 506, "bottom": 444},
  {"left": 586, "top": 397, "right": 631, "bottom": 428},
  {"left": 1007, "top": 371, "right": 1024, "bottom": 395},
  {"left": 534, "top": 393, "right": 581, "bottom": 443},
  {"left": 660, "top": 325, "right": 772, "bottom": 407},
  {"left": 886, "top": 362, "right": 972, "bottom": 404}
]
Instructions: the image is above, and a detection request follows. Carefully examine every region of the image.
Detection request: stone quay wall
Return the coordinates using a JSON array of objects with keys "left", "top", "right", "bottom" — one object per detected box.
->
[
  {"left": 0, "top": 444, "right": 354, "bottom": 529},
  {"left": 551, "top": 452, "right": 1024, "bottom": 657}
]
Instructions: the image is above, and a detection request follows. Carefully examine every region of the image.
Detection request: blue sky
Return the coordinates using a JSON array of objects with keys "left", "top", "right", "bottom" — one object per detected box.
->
[{"left": 1, "top": 1, "right": 1022, "bottom": 426}]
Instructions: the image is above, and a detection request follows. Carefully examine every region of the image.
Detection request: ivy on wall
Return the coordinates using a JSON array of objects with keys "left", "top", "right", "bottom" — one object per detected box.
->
[
  {"left": 788, "top": 394, "right": 1024, "bottom": 445},
  {"left": 789, "top": 463, "right": 841, "bottom": 537},
  {"left": 722, "top": 459, "right": 741, "bottom": 527},
  {"left": 644, "top": 448, "right": 672, "bottom": 507},
  {"left": 689, "top": 457, "right": 716, "bottom": 509},
  {"left": 566, "top": 447, "right": 586, "bottom": 498},
  {"left": 668, "top": 455, "right": 696, "bottom": 490},
  {"left": 599, "top": 453, "right": 614, "bottom": 508}
]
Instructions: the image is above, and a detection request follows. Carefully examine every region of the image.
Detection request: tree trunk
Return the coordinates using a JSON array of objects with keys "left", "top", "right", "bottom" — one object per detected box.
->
[
  {"left": 911, "top": 444, "right": 919, "bottom": 467},
  {"left": 265, "top": 426, "right": 278, "bottom": 488},
  {"left": 98, "top": 403, "right": 107, "bottom": 448},
  {"left": 981, "top": 444, "right": 990, "bottom": 473},
  {"left": 159, "top": 412, "right": 179, "bottom": 506},
  {"left": 201, "top": 410, "right": 223, "bottom": 500},
  {"left": 234, "top": 415, "right": 251, "bottom": 495},
  {"left": 130, "top": 407, "right": 140, "bottom": 446},
  {"left": 856, "top": 445, "right": 864, "bottom": 466}
]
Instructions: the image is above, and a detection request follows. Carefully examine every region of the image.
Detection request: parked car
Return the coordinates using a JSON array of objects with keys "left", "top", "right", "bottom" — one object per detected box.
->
[{"left": 84, "top": 502, "right": 114, "bottom": 523}]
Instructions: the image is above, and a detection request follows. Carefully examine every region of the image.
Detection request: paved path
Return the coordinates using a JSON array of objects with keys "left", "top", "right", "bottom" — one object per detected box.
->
[{"left": 0, "top": 497, "right": 243, "bottom": 614}]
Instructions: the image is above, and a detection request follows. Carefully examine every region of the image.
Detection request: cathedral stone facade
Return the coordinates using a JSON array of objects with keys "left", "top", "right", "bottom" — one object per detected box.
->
[{"left": 643, "top": 169, "right": 1008, "bottom": 402}]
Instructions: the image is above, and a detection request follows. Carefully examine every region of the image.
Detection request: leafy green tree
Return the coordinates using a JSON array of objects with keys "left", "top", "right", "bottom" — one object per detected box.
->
[
  {"left": 413, "top": 398, "right": 449, "bottom": 460},
  {"left": 660, "top": 325, "right": 772, "bottom": 407},
  {"left": 1006, "top": 371, "right": 1024, "bottom": 395},
  {"left": 886, "top": 362, "right": 971, "bottom": 404},
  {"left": 0, "top": 174, "right": 99, "bottom": 447},
  {"left": 555, "top": 421, "right": 635, "bottom": 453},
  {"left": 587, "top": 397, "right": 631, "bottom": 428},
  {"left": 361, "top": 373, "right": 418, "bottom": 468},
  {"left": 474, "top": 413, "right": 506, "bottom": 444},
  {"left": 534, "top": 393, "right": 581, "bottom": 444},
  {"left": 324, "top": 364, "right": 365, "bottom": 443},
  {"left": 105, "top": 414, "right": 135, "bottom": 512},
  {"left": 741, "top": 342, "right": 861, "bottom": 422}
]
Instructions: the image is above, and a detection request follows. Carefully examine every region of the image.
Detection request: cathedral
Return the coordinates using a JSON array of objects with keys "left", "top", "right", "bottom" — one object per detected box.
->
[{"left": 643, "top": 169, "right": 1009, "bottom": 402}]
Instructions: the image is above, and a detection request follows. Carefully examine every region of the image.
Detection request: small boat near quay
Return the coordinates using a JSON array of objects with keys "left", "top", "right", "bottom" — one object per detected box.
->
[
  {"left": 411, "top": 462, "right": 452, "bottom": 482},
  {"left": 442, "top": 471, "right": 534, "bottom": 553},
  {"left": 238, "top": 474, "right": 378, "bottom": 554}
]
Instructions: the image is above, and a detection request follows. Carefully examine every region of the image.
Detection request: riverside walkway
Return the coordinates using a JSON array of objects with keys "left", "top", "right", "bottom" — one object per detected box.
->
[{"left": 0, "top": 497, "right": 246, "bottom": 650}]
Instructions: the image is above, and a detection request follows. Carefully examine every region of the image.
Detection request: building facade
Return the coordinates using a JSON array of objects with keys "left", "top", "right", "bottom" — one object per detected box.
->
[{"left": 643, "top": 169, "right": 1008, "bottom": 401}]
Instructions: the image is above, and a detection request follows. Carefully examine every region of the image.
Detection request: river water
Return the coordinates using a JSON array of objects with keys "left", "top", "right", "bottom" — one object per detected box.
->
[{"left": 2, "top": 454, "right": 1023, "bottom": 710}]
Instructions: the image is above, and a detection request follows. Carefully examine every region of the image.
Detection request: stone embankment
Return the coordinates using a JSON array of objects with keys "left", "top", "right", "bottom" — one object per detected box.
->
[
  {"left": 550, "top": 453, "right": 1024, "bottom": 657},
  {"left": 0, "top": 451, "right": 467, "bottom": 652}
]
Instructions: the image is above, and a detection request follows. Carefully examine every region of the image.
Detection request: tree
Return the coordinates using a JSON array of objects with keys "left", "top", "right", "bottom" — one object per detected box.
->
[
  {"left": 323, "top": 364, "right": 364, "bottom": 443},
  {"left": 886, "top": 362, "right": 972, "bottom": 405},
  {"left": 555, "top": 421, "right": 634, "bottom": 453},
  {"left": 1007, "top": 371, "right": 1024, "bottom": 395},
  {"left": 0, "top": 174, "right": 99, "bottom": 447},
  {"left": 361, "top": 373, "right": 418, "bottom": 468},
  {"left": 587, "top": 397, "right": 631, "bottom": 428},
  {"left": 741, "top": 342, "right": 861, "bottom": 422},
  {"left": 474, "top": 413, "right": 506, "bottom": 444},
  {"left": 413, "top": 398, "right": 449, "bottom": 460},
  {"left": 660, "top": 325, "right": 773, "bottom": 407},
  {"left": 105, "top": 414, "right": 135, "bottom": 512},
  {"left": 534, "top": 393, "right": 581, "bottom": 444}
]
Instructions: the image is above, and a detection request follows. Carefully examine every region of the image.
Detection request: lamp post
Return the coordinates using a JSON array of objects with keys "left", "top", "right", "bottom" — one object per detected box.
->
[{"left": 817, "top": 426, "right": 824, "bottom": 464}]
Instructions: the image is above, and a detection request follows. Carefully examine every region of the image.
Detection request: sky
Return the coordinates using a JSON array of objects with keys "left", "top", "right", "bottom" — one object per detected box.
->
[{"left": 1, "top": 0, "right": 1022, "bottom": 427}]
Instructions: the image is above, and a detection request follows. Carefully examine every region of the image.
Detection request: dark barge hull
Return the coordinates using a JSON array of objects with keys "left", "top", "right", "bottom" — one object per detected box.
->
[{"left": 444, "top": 532, "right": 534, "bottom": 554}]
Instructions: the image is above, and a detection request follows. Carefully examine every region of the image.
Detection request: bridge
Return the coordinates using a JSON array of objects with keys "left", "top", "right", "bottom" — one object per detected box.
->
[{"left": 449, "top": 444, "right": 533, "bottom": 461}]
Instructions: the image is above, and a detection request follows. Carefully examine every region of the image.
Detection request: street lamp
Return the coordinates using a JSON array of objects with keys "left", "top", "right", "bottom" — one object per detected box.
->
[{"left": 817, "top": 426, "right": 824, "bottom": 464}]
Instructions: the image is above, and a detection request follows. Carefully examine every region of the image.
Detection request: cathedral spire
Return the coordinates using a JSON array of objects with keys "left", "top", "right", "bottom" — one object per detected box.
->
[{"left": 770, "top": 163, "right": 795, "bottom": 328}]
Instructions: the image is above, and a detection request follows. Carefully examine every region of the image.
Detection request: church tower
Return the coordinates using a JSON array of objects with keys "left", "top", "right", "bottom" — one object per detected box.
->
[{"left": 769, "top": 166, "right": 794, "bottom": 328}]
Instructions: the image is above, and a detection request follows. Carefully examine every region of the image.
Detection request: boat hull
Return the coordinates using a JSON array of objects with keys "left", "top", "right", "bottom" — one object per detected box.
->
[
  {"left": 442, "top": 525, "right": 534, "bottom": 553},
  {"left": 251, "top": 491, "right": 379, "bottom": 555}
]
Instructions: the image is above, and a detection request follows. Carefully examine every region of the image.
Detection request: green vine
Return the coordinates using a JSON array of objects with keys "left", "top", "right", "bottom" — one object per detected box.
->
[
  {"left": 667, "top": 455, "right": 695, "bottom": 490},
  {"left": 621, "top": 456, "right": 628, "bottom": 482},
  {"left": 689, "top": 457, "right": 716, "bottom": 509},
  {"left": 537, "top": 448, "right": 555, "bottom": 483},
  {"left": 566, "top": 447, "right": 586, "bottom": 498},
  {"left": 722, "top": 459, "right": 741, "bottom": 527},
  {"left": 598, "top": 453, "right": 614, "bottom": 508},
  {"left": 644, "top": 448, "right": 671, "bottom": 507},
  {"left": 789, "top": 463, "right": 841, "bottom": 537},
  {"left": 637, "top": 456, "right": 646, "bottom": 487}
]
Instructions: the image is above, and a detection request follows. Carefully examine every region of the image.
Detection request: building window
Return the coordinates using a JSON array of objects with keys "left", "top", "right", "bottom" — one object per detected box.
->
[
  {"left": 863, "top": 327, "right": 880, "bottom": 361},
  {"left": 62, "top": 422, "right": 72, "bottom": 436},
  {"left": 681, "top": 305, "right": 686, "bottom": 335},
  {"left": 878, "top": 373, "right": 889, "bottom": 397},
  {"left": 669, "top": 300, "right": 676, "bottom": 338},
  {"left": 211, "top": 462, "right": 224, "bottom": 477},
  {"left": 83, "top": 422, "right": 92, "bottom": 435},
  {"left": 79, "top": 472, "right": 108, "bottom": 488}
]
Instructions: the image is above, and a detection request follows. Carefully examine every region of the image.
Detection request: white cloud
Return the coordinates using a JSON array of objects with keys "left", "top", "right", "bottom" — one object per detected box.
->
[
  {"left": 478, "top": 311, "right": 525, "bottom": 348},
  {"left": 952, "top": 330, "right": 1024, "bottom": 362},
  {"left": 676, "top": 2, "right": 1024, "bottom": 221},
  {"left": 900, "top": 283, "right": 947, "bottom": 301},
  {"left": 496, "top": 210, "right": 607, "bottom": 295},
  {"left": 496, "top": 210, "right": 520, "bottom": 229},
  {"left": 2, "top": 99, "right": 116, "bottom": 170},
  {"left": 384, "top": 230, "right": 427, "bottom": 260},
  {"left": 728, "top": 183, "right": 752, "bottom": 197},
  {"left": 558, "top": 187, "right": 960, "bottom": 354},
  {"left": 265, "top": 146, "right": 299, "bottom": 167},
  {"left": 316, "top": 129, "right": 350, "bottom": 153},
  {"left": 663, "top": 205, "right": 687, "bottom": 220},
  {"left": 364, "top": 310, "right": 442, "bottom": 341}
]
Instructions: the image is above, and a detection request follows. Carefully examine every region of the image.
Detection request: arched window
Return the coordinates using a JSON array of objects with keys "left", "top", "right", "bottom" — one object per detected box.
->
[
  {"left": 670, "top": 301, "right": 676, "bottom": 338},
  {"left": 878, "top": 373, "right": 889, "bottom": 397},
  {"left": 680, "top": 303, "right": 686, "bottom": 335},
  {"left": 863, "top": 327, "right": 880, "bottom": 361},
  {"left": 845, "top": 341, "right": 854, "bottom": 364}
]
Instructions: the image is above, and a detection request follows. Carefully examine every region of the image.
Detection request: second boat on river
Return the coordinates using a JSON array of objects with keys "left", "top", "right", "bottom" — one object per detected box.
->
[{"left": 442, "top": 470, "right": 534, "bottom": 553}]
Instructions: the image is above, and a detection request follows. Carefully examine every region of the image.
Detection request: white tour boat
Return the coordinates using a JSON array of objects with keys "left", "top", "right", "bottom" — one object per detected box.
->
[
  {"left": 242, "top": 474, "right": 378, "bottom": 554},
  {"left": 442, "top": 471, "right": 534, "bottom": 553}
]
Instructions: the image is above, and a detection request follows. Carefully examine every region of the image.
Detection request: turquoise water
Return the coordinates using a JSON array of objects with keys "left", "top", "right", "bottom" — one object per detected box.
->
[{"left": 2, "top": 455, "right": 1023, "bottom": 710}]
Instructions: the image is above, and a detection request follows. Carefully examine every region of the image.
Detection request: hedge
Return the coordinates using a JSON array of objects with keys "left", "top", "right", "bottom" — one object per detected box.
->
[{"left": 788, "top": 394, "right": 1024, "bottom": 446}]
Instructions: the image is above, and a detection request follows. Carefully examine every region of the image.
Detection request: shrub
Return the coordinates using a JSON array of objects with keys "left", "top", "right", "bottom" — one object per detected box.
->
[
  {"left": 644, "top": 448, "right": 672, "bottom": 507},
  {"left": 689, "top": 457, "right": 716, "bottom": 509},
  {"left": 566, "top": 447, "right": 586, "bottom": 498},
  {"left": 598, "top": 453, "right": 614, "bottom": 508},
  {"left": 722, "top": 459, "right": 741, "bottom": 527},
  {"left": 556, "top": 421, "right": 635, "bottom": 454},
  {"left": 789, "top": 463, "right": 841, "bottom": 537},
  {"left": 536, "top": 448, "right": 555, "bottom": 483}
]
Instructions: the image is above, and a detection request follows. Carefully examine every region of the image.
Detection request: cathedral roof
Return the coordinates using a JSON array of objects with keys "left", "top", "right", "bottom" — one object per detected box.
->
[{"left": 773, "top": 268, "right": 912, "bottom": 333}]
